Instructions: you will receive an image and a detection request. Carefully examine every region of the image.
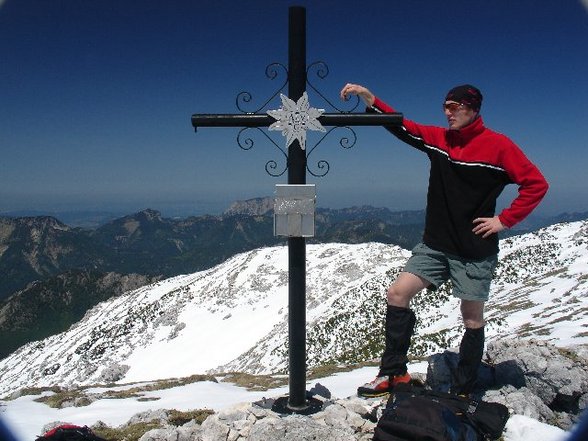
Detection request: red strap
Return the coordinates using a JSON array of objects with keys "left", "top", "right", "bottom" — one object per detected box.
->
[{"left": 43, "top": 424, "right": 84, "bottom": 437}]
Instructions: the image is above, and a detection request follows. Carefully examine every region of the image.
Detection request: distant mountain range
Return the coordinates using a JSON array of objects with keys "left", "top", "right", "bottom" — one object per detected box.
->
[
  {"left": 1, "top": 219, "right": 586, "bottom": 397},
  {"left": 3, "top": 200, "right": 584, "bottom": 230},
  {"left": 0, "top": 200, "right": 425, "bottom": 359},
  {"left": 0, "top": 201, "right": 427, "bottom": 299},
  {"left": 0, "top": 198, "right": 586, "bottom": 361}
]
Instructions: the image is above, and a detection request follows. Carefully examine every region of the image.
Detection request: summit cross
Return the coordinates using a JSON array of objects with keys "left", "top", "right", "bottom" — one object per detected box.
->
[{"left": 191, "top": 6, "right": 403, "bottom": 412}]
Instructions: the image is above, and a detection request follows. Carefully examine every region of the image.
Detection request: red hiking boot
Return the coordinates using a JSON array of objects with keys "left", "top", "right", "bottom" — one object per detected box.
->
[{"left": 357, "top": 372, "right": 412, "bottom": 398}]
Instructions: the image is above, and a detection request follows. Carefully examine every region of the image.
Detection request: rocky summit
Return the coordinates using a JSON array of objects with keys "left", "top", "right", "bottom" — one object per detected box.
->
[{"left": 126, "top": 339, "right": 586, "bottom": 440}]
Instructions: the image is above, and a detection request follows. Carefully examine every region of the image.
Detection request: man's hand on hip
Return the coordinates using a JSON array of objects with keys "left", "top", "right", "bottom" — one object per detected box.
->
[{"left": 472, "top": 216, "right": 506, "bottom": 238}]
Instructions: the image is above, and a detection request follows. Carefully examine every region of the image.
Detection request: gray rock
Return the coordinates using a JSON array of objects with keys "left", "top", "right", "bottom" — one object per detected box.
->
[
  {"left": 139, "top": 427, "right": 183, "bottom": 441},
  {"left": 138, "top": 421, "right": 204, "bottom": 441},
  {"left": 199, "top": 415, "right": 231, "bottom": 441},
  {"left": 125, "top": 409, "right": 171, "bottom": 426},
  {"left": 98, "top": 363, "right": 130, "bottom": 383},
  {"left": 486, "top": 338, "right": 588, "bottom": 416},
  {"left": 483, "top": 385, "right": 555, "bottom": 422},
  {"left": 248, "top": 414, "right": 357, "bottom": 441}
]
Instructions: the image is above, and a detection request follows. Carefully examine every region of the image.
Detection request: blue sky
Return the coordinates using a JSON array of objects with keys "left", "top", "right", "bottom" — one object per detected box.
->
[{"left": 1, "top": 0, "right": 587, "bottom": 217}]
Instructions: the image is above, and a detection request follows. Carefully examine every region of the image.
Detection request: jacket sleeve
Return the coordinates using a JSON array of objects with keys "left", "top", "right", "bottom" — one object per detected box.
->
[
  {"left": 497, "top": 141, "right": 549, "bottom": 228},
  {"left": 370, "top": 97, "right": 446, "bottom": 153}
]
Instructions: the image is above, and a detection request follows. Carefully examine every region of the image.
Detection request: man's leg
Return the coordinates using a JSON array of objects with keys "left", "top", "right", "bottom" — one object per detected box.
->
[
  {"left": 452, "top": 300, "right": 485, "bottom": 395},
  {"left": 357, "top": 272, "right": 429, "bottom": 397},
  {"left": 380, "top": 272, "right": 430, "bottom": 375}
]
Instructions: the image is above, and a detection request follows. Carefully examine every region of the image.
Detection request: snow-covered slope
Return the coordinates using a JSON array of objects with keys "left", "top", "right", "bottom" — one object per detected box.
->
[
  {"left": 488, "top": 221, "right": 588, "bottom": 348},
  {"left": 1, "top": 221, "right": 587, "bottom": 398}
]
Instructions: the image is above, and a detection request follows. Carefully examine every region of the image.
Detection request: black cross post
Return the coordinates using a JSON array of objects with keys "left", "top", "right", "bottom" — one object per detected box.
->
[{"left": 192, "top": 6, "right": 402, "bottom": 412}]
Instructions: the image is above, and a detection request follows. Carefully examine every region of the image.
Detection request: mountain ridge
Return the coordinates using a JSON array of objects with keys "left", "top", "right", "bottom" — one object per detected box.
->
[
  {"left": 0, "top": 204, "right": 426, "bottom": 359},
  {"left": 1, "top": 203, "right": 586, "bottom": 362},
  {"left": 1, "top": 219, "right": 586, "bottom": 398},
  {"left": 0, "top": 204, "right": 428, "bottom": 300}
]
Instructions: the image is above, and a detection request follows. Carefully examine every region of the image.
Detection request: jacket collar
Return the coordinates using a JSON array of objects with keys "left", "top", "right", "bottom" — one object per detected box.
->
[{"left": 446, "top": 116, "right": 485, "bottom": 146}]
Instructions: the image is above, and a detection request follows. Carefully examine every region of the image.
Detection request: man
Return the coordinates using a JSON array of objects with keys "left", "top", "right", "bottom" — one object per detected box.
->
[{"left": 340, "top": 83, "right": 548, "bottom": 397}]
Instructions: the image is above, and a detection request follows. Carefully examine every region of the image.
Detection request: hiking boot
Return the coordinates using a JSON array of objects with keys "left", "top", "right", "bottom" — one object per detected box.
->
[{"left": 357, "top": 373, "right": 412, "bottom": 398}]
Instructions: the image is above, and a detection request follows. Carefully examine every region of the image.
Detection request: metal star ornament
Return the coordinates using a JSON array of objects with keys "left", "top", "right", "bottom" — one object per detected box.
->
[{"left": 267, "top": 92, "right": 325, "bottom": 150}]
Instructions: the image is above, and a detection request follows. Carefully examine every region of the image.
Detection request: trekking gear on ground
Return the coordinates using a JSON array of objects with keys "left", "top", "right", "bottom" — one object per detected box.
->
[
  {"left": 373, "top": 384, "right": 509, "bottom": 441},
  {"left": 35, "top": 424, "right": 107, "bottom": 441}
]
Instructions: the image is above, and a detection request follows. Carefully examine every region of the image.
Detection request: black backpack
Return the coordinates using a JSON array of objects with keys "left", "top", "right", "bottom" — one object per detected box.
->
[
  {"left": 35, "top": 424, "right": 107, "bottom": 441},
  {"left": 373, "top": 384, "right": 509, "bottom": 441}
]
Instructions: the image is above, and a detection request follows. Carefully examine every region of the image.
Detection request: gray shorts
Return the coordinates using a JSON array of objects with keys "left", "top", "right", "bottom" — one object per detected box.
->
[{"left": 403, "top": 242, "right": 498, "bottom": 302}]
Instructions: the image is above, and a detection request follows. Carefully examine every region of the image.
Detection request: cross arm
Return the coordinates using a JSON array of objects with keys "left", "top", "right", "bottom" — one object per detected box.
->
[{"left": 191, "top": 113, "right": 403, "bottom": 130}]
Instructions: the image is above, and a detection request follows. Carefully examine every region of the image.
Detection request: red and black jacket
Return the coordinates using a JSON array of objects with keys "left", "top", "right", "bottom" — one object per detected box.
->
[{"left": 371, "top": 97, "right": 548, "bottom": 259}]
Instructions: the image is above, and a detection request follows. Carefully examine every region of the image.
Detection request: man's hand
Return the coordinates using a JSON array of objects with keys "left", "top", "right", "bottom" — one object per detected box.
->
[
  {"left": 340, "top": 83, "right": 375, "bottom": 107},
  {"left": 472, "top": 216, "right": 506, "bottom": 238}
]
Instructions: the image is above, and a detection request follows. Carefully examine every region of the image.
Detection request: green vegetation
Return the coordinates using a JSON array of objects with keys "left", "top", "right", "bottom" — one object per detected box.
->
[
  {"left": 34, "top": 389, "right": 91, "bottom": 408},
  {"left": 168, "top": 409, "right": 214, "bottom": 426},
  {"left": 93, "top": 421, "right": 161, "bottom": 441},
  {"left": 219, "top": 372, "right": 288, "bottom": 391},
  {"left": 17, "top": 375, "right": 218, "bottom": 407},
  {"left": 91, "top": 408, "right": 215, "bottom": 441}
]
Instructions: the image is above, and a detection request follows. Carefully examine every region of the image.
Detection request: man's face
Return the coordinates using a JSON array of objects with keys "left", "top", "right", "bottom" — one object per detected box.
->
[{"left": 443, "top": 101, "right": 478, "bottom": 130}]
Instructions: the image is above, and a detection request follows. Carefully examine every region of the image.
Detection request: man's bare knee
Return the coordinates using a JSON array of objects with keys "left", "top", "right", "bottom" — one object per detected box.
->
[
  {"left": 463, "top": 318, "right": 485, "bottom": 329},
  {"left": 387, "top": 284, "right": 411, "bottom": 308},
  {"left": 386, "top": 272, "right": 429, "bottom": 308}
]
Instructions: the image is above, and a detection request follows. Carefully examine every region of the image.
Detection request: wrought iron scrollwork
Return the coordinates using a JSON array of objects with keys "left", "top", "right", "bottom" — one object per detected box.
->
[
  {"left": 306, "top": 61, "right": 360, "bottom": 113},
  {"left": 306, "top": 126, "right": 357, "bottom": 177},
  {"left": 237, "top": 127, "right": 288, "bottom": 177},
  {"left": 232, "top": 61, "right": 362, "bottom": 178},
  {"left": 302, "top": 61, "right": 360, "bottom": 177},
  {"left": 234, "top": 63, "right": 289, "bottom": 177},
  {"left": 236, "top": 63, "right": 288, "bottom": 114}
]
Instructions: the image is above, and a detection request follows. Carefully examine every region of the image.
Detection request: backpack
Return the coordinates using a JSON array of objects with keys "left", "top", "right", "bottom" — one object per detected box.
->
[
  {"left": 35, "top": 424, "right": 107, "bottom": 441},
  {"left": 373, "top": 384, "right": 509, "bottom": 441}
]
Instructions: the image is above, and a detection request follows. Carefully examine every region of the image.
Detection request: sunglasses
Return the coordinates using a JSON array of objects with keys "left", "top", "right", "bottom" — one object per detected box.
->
[{"left": 443, "top": 102, "right": 465, "bottom": 112}]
